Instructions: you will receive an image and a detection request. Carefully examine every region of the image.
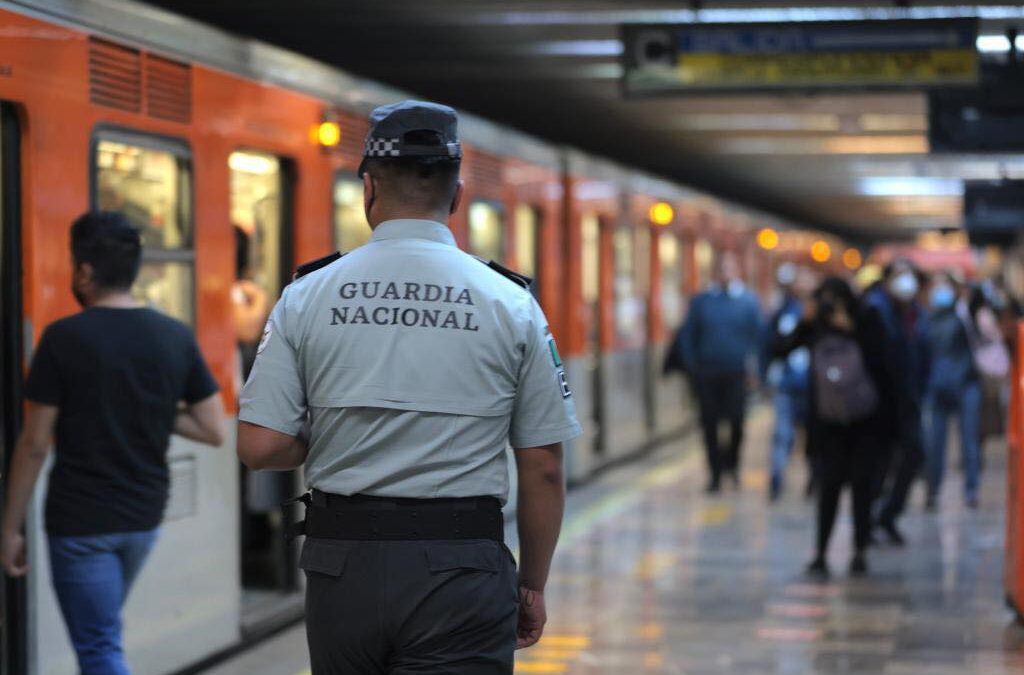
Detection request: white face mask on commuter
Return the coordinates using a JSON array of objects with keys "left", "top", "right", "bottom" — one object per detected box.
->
[{"left": 889, "top": 272, "right": 919, "bottom": 302}]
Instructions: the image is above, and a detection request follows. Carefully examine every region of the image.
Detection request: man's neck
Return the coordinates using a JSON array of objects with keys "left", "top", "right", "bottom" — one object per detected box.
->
[
  {"left": 370, "top": 212, "right": 449, "bottom": 229},
  {"left": 90, "top": 291, "right": 141, "bottom": 309}
]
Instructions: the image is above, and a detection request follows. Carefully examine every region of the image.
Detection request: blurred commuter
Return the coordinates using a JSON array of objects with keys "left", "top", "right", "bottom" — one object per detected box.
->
[
  {"left": 678, "top": 250, "right": 762, "bottom": 493},
  {"left": 776, "top": 277, "right": 892, "bottom": 577},
  {"left": 923, "top": 272, "right": 981, "bottom": 509},
  {"left": 865, "top": 259, "right": 930, "bottom": 545},
  {"left": 763, "top": 264, "right": 815, "bottom": 501},
  {"left": 1, "top": 212, "right": 225, "bottom": 675},
  {"left": 237, "top": 101, "right": 580, "bottom": 673},
  {"left": 969, "top": 285, "right": 1012, "bottom": 447}
]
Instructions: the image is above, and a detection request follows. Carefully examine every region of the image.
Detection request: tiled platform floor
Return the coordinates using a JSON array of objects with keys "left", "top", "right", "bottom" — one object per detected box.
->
[{"left": 203, "top": 409, "right": 1023, "bottom": 674}]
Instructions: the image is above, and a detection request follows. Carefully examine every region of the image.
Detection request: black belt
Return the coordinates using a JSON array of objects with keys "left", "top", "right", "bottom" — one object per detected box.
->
[{"left": 286, "top": 490, "right": 504, "bottom": 542}]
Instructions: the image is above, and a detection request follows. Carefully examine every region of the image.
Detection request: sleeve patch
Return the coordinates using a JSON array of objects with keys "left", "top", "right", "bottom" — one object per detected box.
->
[
  {"left": 558, "top": 369, "right": 572, "bottom": 399},
  {"left": 547, "top": 338, "right": 563, "bottom": 368}
]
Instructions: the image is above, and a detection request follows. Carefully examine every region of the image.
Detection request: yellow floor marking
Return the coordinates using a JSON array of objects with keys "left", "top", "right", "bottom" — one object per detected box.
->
[
  {"left": 693, "top": 502, "right": 733, "bottom": 527},
  {"left": 636, "top": 622, "right": 665, "bottom": 641},
  {"left": 632, "top": 551, "right": 678, "bottom": 580},
  {"left": 526, "top": 648, "right": 584, "bottom": 660},
  {"left": 643, "top": 652, "right": 665, "bottom": 668},
  {"left": 537, "top": 634, "right": 592, "bottom": 648}
]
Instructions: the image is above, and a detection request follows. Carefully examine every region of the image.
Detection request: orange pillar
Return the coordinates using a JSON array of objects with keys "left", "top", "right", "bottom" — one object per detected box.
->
[{"left": 1005, "top": 322, "right": 1024, "bottom": 616}]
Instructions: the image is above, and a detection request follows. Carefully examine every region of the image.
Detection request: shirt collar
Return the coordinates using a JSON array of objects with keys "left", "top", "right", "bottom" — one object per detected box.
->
[{"left": 369, "top": 219, "right": 456, "bottom": 247}]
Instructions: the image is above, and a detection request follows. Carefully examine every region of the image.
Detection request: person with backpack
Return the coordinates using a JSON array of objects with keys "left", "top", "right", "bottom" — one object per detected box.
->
[
  {"left": 775, "top": 277, "right": 893, "bottom": 577},
  {"left": 923, "top": 272, "right": 983, "bottom": 509}
]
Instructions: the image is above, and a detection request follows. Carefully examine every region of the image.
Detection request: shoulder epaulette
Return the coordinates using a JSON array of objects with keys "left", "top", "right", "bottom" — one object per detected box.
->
[
  {"left": 294, "top": 251, "right": 346, "bottom": 280},
  {"left": 476, "top": 257, "right": 533, "bottom": 290}
]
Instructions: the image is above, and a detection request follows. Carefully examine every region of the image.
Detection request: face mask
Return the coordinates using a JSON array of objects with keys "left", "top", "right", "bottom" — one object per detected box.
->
[
  {"left": 930, "top": 285, "right": 955, "bottom": 309},
  {"left": 889, "top": 272, "right": 919, "bottom": 301},
  {"left": 727, "top": 279, "right": 745, "bottom": 298}
]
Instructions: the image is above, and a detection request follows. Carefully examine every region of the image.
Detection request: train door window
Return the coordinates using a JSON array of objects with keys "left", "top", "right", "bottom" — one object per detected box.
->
[
  {"left": 94, "top": 134, "right": 194, "bottom": 324},
  {"left": 613, "top": 226, "right": 642, "bottom": 341},
  {"left": 468, "top": 201, "right": 504, "bottom": 262},
  {"left": 659, "top": 233, "right": 683, "bottom": 333},
  {"left": 333, "top": 176, "right": 370, "bottom": 250},
  {"left": 514, "top": 204, "right": 539, "bottom": 279},
  {"left": 695, "top": 238, "right": 715, "bottom": 290}
]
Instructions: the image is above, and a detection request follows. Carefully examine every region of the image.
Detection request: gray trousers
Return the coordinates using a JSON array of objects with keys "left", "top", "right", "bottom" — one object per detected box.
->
[{"left": 300, "top": 537, "right": 518, "bottom": 674}]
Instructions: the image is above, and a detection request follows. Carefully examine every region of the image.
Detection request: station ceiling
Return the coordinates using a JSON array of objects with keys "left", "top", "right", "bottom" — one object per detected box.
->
[{"left": 144, "top": 1, "right": 1024, "bottom": 242}]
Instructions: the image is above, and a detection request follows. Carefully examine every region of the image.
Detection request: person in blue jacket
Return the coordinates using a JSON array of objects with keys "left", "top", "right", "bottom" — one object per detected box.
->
[
  {"left": 924, "top": 271, "right": 981, "bottom": 509},
  {"left": 865, "top": 258, "right": 931, "bottom": 545},
  {"left": 678, "top": 250, "right": 763, "bottom": 493}
]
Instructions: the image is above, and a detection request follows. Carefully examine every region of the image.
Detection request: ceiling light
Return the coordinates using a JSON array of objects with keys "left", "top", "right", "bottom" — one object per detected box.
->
[
  {"left": 523, "top": 40, "right": 624, "bottom": 57},
  {"left": 976, "top": 34, "right": 1024, "bottom": 53},
  {"left": 478, "top": 6, "right": 1024, "bottom": 26},
  {"left": 811, "top": 241, "right": 832, "bottom": 263},
  {"left": 676, "top": 114, "right": 840, "bottom": 132},
  {"left": 857, "top": 177, "right": 963, "bottom": 197},
  {"left": 858, "top": 114, "right": 927, "bottom": 132},
  {"left": 649, "top": 202, "right": 675, "bottom": 226},
  {"left": 714, "top": 135, "right": 927, "bottom": 155}
]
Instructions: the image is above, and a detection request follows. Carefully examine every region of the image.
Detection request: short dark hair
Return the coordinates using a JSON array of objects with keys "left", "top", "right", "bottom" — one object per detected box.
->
[
  {"left": 70, "top": 211, "right": 142, "bottom": 290},
  {"left": 363, "top": 130, "right": 461, "bottom": 210}
]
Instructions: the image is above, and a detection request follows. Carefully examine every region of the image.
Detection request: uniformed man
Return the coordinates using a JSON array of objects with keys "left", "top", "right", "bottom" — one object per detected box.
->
[{"left": 237, "top": 100, "right": 581, "bottom": 674}]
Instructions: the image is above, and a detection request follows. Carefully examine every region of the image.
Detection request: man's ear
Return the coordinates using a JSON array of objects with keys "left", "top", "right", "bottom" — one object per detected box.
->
[
  {"left": 363, "top": 172, "right": 376, "bottom": 221},
  {"left": 449, "top": 180, "right": 465, "bottom": 216}
]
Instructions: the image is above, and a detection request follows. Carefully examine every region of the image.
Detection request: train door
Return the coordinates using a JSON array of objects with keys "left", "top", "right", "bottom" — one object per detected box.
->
[
  {"left": 0, "top": 103, "right": 25, "bottom": 675},
  {"left": 229, "top": 150, "right": 299, "bottom": 622},
  {"left": 580, "top": 213, "right": 605, "bottom": 454}
]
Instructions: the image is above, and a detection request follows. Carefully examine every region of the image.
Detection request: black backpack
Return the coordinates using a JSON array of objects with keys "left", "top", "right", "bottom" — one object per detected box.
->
[{"left": 812, "top": 333, "right": 879, "bottom": 424}]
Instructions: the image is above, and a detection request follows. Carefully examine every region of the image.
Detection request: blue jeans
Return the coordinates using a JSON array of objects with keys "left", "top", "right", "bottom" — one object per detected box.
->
[
  {"left": 926, "top": 381, "right": 982, "bottom": 501},
  {"left": 48, "top": 529, "right": 159, "bottom": 675},
  {"left": 771, "top": 389, "right": 807, "bottom": 480}
]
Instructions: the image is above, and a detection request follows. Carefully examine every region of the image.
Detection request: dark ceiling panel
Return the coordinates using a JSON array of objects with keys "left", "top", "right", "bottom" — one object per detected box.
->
[{"left": 141, "top": 0, "right": 1024, "bottom": 239}]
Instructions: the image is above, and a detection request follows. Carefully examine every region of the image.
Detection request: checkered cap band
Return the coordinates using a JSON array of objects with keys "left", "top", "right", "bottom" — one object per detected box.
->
[{"left": 365, "top": 138, "right": 401, "bottom": 158}]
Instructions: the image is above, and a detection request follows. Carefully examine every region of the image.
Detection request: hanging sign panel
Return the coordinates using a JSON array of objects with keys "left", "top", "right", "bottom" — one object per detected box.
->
[{"left": 622, "top": 19, "right": 979, "bottom": 95}]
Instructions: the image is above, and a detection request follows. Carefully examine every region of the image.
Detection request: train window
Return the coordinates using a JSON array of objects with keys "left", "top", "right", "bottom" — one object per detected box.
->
[
  {"left": 659, "top": 233, "right": 683, "bottom": 332},
  {"left": 133, "top": 261, "right": 194, "bottom": 325},
  {"left": 96, "top": 140, "right": 191, "bottom": 249},
  {"left": 614, "top": 226, "right": 643, "bottom": 338},
  {"left": 636, "top": 225, "right": 651, "bottom": 298},
  {"left": 334, "top": 177, "right": 370, "bottom": 250},
  {"left": 93, "top": 134, "right": 194, "bottom": 324},
  {"left": 695, "top": 238, "right": 715, "bottom": 289},
  {"left": 230, "top": 151, "right": 282, "bottom": 301},
  {"left": 468, "top": 201, "right": 504, "bottom": 262},
  {"left": 581, "top": 213, "right": 600, "bottom": 304},
  {"left": 513, "top": 204, "right": 539, "bottom": 278}
]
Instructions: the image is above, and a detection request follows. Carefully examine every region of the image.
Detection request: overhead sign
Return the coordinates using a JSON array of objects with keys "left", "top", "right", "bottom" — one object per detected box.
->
[{"left": 622, "top": 19, "right": 979, "bottom": 94}]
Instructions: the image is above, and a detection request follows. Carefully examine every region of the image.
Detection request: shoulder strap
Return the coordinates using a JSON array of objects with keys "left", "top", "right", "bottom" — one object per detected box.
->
[
  {"left": 474, "top": 257, "right": 533, "bottom": 290},
  {"left": 294, "top": 251, "right": 346, "bottom": 280}
]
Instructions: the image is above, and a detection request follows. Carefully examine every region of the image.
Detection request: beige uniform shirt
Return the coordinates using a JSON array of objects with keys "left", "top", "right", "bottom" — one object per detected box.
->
[{"left": 239, "top": 219, "right": 581, "bottom": 503}]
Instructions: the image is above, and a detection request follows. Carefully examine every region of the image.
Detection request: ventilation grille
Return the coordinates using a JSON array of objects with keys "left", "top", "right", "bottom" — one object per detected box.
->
[
  {"left": 89, "top": 38, "right": 142, "bottom": 113},
  {"left": 468, "top": 151, "right": 504, "bottom": 193},
  {"left": 89, "top": 37, "right": 192, "bottom": 124},
  {"left": 146, "top": 56, "right": 191, "bottom": 123}
]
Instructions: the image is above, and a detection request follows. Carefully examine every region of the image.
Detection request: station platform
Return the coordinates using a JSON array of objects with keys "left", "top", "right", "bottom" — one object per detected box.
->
[{"left": 201, "top": 409, "right": 1022, "bottom": 675}]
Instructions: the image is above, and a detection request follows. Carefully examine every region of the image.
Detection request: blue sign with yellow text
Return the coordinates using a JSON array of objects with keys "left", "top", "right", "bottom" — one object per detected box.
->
[{"left": 622, "top": 19, "right": 979, "bottom": 94}]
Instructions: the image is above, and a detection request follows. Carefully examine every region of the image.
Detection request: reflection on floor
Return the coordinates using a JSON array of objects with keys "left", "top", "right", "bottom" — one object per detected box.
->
[{"left": 201, "top": 409, "right": 1023, "bottom": 675}]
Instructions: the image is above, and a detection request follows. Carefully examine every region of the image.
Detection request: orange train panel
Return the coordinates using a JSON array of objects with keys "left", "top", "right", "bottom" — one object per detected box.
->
[
  {"left": 1006, "top": 322, "right": 1024, "bottom": 617},
  {"left": 1, "top": 9, "right": 335, "bottom": 410}
]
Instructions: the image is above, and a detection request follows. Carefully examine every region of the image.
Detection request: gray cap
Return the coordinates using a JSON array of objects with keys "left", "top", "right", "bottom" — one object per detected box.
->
[{"left": 357, "top": 100, "right": 462, "bottom": 177}]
